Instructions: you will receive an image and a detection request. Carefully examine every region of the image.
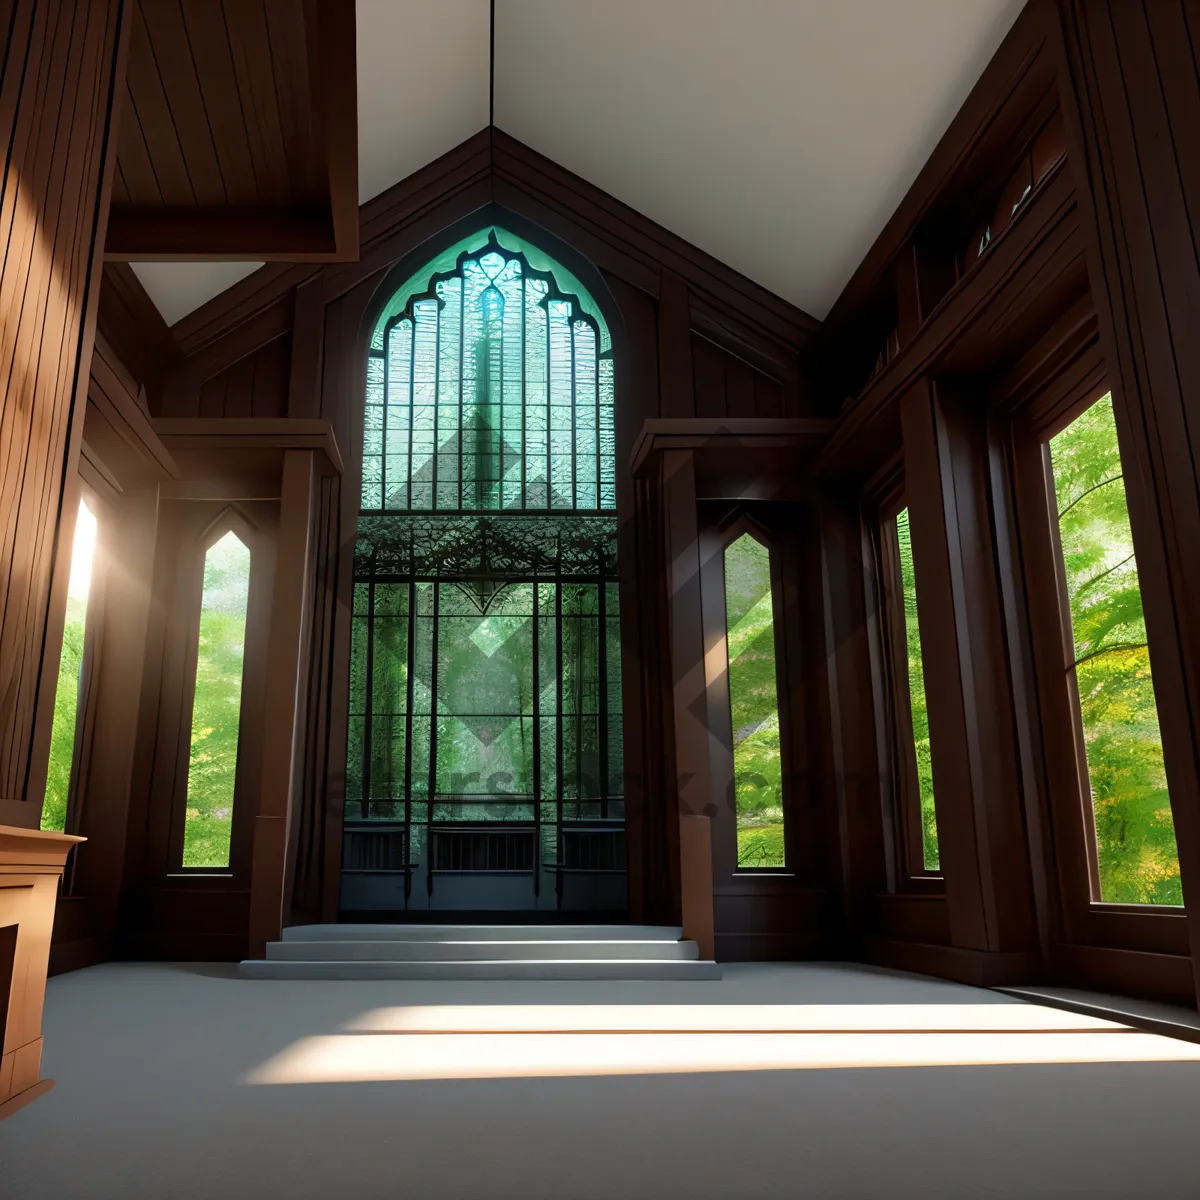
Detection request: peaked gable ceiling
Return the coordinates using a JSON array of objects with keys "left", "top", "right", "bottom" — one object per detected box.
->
[{"left": 132, "top": 0, "right": 1023, "bottom": 329}]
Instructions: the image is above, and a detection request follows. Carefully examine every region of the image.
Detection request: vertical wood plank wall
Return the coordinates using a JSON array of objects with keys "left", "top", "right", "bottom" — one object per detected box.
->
[{"left": 0, "top": 0, "right": 128, "bottom": 829}]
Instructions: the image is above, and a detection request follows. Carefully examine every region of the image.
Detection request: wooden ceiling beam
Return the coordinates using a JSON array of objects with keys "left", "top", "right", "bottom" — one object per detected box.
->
[
  {"left": 106, "top": 0, "right": 358, "bottom": 262},
  {"left": 105, "top": 206, "right": 337, "bottom": 261}
]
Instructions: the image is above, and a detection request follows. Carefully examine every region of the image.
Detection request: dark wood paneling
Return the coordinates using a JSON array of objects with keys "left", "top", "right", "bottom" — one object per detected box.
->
[
  {"left": 691, "top": 333, "right": 788, "bottom": 420},
  {"left": 195, "top": 332, "right": 291, "bottom": 419},
  {"left": 1054, "top": 0, "right": 1200, "bottom": 1002},
  {"left": 0, "top": 0, "right": 128, "bottom": 829}
]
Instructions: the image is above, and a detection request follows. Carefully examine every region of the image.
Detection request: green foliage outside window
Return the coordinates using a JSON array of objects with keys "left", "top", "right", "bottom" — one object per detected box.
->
[
  {"left": 183, "top": 531, "right": 250, "bottom": 868},
  {"left": 724, "top": 534, "right": 785, "bottom": 868},
  {"left": 895, "top": 508, "right": 939, "bottom": 870},
  {"left": 42, "top": 499, "right": 98, "bottom": 832},
  {"left": 1049, "top": 394, "right": 1181, "bottom": 905}
]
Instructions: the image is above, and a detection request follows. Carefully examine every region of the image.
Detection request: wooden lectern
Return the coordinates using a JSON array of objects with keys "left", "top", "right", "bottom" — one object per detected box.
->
[{"left": 0, "top": 825, "right": 83, "bottom": 1120}]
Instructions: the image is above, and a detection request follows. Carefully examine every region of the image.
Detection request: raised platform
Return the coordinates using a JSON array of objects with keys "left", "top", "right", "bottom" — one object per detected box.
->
[{"left": 240, "top": 923, "right": 720, "bottom": 980}]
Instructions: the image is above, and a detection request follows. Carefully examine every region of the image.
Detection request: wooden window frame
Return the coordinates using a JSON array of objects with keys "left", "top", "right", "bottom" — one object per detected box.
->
[
  {"left": 168, "top": 507, "right": 261, "bottom": 878},
  {"left": 699, "top": 506, "right": 799, "bottom": 878},
  {"left": 874, "top": 498, "right": 944, "bottom": 891},
  {"left": 52, "top": 479, "right": 112, "bottom": 893},
  {"left": 1008, "top": 372, "right": 1189, "bottom": 958}
]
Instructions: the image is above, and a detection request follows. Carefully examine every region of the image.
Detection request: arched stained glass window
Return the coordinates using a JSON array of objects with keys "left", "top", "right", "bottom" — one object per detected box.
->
[
  {"left": 346, "top": 229, "right": 623, "bottom": 915},
  {"left": 362, "top": 229, "right": 615, "bottom": 514}
]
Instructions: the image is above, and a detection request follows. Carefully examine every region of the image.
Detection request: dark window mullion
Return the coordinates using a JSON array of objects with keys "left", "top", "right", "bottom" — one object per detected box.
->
[
  {"left": 598, "top": 552, "right": 609, "bottom": 819},
  {"left": 381, "top": 334, "right": 389, "bottom": 508},
  {"left": 432, "top": 299, "right": 441, "bottom": 506},
  {"left": 426, "top": 581, "right": 441, "bottom": 897},
  {"left": 458, "top": 274, "right": 465, "bottom": 511},
  {"left": 570, "top": 319, "right": 578, "bottom": 510},
  {"left": 521, "top": 274, "right": 527, "bottom": 509},
  {"left": 407, "top": 320, "right": 416, "bottom": 512},
  {"left": 403, "top": 574, "right": 416, "bottom": 861},
  {"left": 555, "top": 571, "right": 564, "bottom": 900},
  {"left": 363, "top": 565, "right": 376, "bottom": 819}
]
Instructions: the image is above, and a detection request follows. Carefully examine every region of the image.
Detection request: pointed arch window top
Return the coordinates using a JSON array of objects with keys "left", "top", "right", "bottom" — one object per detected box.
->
[
  {"left": 370, "top": 227, "right": 611, "bottom": 354},
  {"left": 363, "top": 228, "right": 616, "bottom": 515}
]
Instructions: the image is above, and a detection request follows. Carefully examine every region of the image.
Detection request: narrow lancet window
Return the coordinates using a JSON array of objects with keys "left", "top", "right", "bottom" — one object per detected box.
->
[
  {"left": 724, "top": 533, "right": 785, "bottom": 869},
  {"left": 895, "top": 507, "right": 939, "bottom": 870},
  {"left": 42, "top": 497, "right": 98, "bottom": 832},
  {"left": 183, "top": 530, "right": 251, "bottom": 868},
  {"left": 1049, "top": 394, "right": 1180, "bottom": 905}
]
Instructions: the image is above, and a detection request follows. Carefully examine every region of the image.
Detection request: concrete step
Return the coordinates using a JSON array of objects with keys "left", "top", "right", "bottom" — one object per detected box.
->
[
  {"left": 280, "top": 923, "right": 684, "bottom": 943},
  {"left": 266, "top": 938, "right": 700, "bottom": 962},
  {"left": 239, "top": 958, "right": 721, "bottom": 981}
]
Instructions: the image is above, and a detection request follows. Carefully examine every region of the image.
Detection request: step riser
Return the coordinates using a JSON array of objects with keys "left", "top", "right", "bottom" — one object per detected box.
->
[
  {"left": 266, "top": 940, "right": 700, "bottom": 962},
  {"left": 240, "top": 961, "right": 721, "bottom": 981},
  {"left": 281, "top": 924, "right": 684, "bottom": 943}
]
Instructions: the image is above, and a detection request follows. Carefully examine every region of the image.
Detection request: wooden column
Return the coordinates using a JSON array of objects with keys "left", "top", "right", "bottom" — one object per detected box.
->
[
  {"left": 662, "top": 449, "right": 715, "bottom": 935},
  {"left": 901, "top": 379, "right": 1038, "bottom": 962},
  {"left": 818, "top": 489, "right": 891, "bottom": 925},
  {"left": 0, "top": 0, "right": 128, "bottom": 829},
  {"left": 1055, "top": 0, "right": 1200, "bottom": 998},
  {"left": 248, "top": 450, "right": 316, "bottom": 957},
  {"left": 0, "top": 826, "right": 82, "bottom": 1119}
]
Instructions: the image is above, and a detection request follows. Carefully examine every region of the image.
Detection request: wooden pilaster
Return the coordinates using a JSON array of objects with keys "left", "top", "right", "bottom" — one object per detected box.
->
[
  {"left": 248, "top": 449, "right": 316, "bottom": 957},
  {"left": 901, "top": 378, "right": 1038, "bottom": 958}
]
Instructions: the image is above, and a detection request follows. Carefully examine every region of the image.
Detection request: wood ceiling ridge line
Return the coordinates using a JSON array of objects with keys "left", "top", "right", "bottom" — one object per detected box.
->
[
  {"left": 821, "top": 5, "right": 1051, "bottom": 341},
  {"left": 818, "top": 167, "right": 1081, "bottom": 476},
  {"left": 492, "top": 137, "right": 820, "bottom": 338}
]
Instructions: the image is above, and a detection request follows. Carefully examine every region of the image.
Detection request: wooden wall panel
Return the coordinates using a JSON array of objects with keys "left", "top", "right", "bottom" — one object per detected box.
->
[
  {"left": 0, "top": 0, "right": 128, "bottom": 829},
  {"left": 691, "top": 333, "right": 787, "bottom": 420},
  {"left": 194, "top": 333, "right": 292, "bottom": 419}
]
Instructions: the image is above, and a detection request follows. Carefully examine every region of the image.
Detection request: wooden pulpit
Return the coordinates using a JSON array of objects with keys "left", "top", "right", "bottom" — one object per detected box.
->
[{"left": 0, "top": 825, "right": 83, "bottom": 1120}]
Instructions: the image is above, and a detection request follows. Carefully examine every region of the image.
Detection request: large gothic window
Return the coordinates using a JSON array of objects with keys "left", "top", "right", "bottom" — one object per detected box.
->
[{"left": 345, "top": 229, "right": 623, "bottom": 913}]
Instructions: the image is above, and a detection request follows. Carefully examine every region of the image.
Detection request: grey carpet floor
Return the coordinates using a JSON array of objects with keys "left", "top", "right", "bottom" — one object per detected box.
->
[{"left": 2, "top": 961, "right": 1200, "bottom": 1200}]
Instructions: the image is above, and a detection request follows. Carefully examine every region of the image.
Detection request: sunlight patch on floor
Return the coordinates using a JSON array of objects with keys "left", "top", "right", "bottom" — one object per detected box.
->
[{"left": 245, "top": 1003, "right": 1200, "bottom": 1084}]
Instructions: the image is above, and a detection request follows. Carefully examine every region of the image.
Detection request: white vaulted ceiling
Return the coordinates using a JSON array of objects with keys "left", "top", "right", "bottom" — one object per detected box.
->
[{"left": 133, "top": 0, "right": 1023, "bottom": 327}]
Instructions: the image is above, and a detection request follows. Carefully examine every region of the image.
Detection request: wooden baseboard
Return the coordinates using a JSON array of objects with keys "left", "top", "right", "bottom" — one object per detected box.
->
[
  {"left": 0, "top": 1078, "right": 53, "bottom": 1122},
  {"left": 861, "top": 938, "right": 1041, "bottom": 987},
  {"left": 715, "top": 931, "right": 834, "bottom": 961},
  {"left": 48, "top": 936, "right": 108, "bottom": 976},
  {"left": 1050, "top": 943, "right": 1196, "bottom": 1007}
]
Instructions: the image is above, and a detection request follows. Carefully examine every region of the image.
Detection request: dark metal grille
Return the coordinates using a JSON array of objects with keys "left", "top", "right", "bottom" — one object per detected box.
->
[
  {"left": 430, "top": 825, "right": 537, "bottom": 873},
  {"left": 342, "top": 824, "right": 408, "bottom": 873},
  {"left": 559, "top": 825, "right": 626, "bottom": 872}
]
